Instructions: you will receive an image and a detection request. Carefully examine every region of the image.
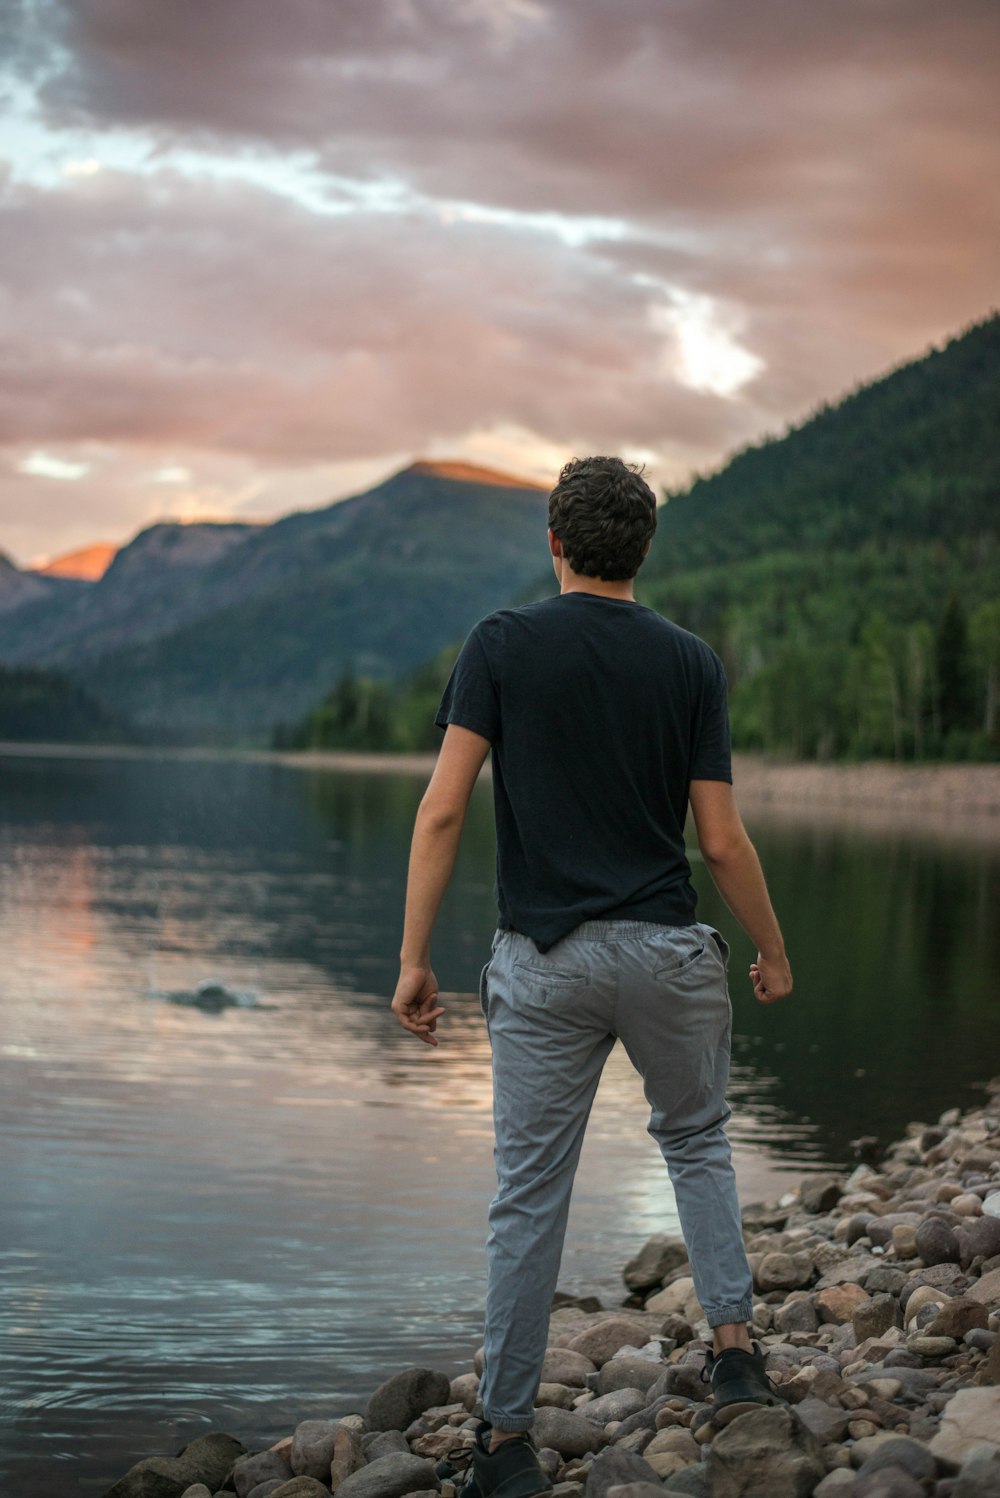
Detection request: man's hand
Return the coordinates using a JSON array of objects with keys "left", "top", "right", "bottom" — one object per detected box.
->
[
  {"left": 391, "top": 964, "right": 445, "bottom": 1045},
  {"left": 749, "top": 952, "right": 793, "bottom": 1005}
]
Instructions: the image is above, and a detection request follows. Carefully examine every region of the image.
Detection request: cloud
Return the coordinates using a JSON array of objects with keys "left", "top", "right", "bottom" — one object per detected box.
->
[{"left": 0, "top": 0, "right": 997, "bottom": 563}]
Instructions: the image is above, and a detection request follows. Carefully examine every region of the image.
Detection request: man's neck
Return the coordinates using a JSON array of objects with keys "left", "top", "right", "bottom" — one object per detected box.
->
[{"left": 559, "top": 573, "right": 636, "bottom": 601}]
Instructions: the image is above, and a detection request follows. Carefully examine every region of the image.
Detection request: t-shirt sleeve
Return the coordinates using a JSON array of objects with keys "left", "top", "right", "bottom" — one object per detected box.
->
[
  {"left": 434, "top": 626, "right": 500, "bottom": 743},
  {"left": 689, "top": 651, "right": 733, "bottom": 783}
]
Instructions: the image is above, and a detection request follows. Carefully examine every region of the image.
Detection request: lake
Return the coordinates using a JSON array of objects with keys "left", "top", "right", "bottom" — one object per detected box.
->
[{"left": 1, "top": 747, "right": 998, "bottom": 1494}]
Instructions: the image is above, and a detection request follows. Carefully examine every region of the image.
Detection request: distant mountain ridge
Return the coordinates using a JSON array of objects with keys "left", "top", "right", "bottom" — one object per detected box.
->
[
  {"left": 0, "top": 460, "right": 551, "bottom": 745},
  {"left": 35, "top": 542, "right": 118, "bottom": 580}
]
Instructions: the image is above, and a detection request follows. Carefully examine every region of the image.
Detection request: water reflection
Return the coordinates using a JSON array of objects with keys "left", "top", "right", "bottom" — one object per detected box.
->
[{"left": 0, "top": 748, "right": 998, "bottom": 1491}]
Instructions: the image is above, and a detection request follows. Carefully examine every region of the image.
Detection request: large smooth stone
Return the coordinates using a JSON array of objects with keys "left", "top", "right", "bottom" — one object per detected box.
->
[
  {"left": 706, "top": 1406, "right": 825, "bottom": 1498},
  {"left": 585, "top": 1444, "right": 662, "bottom": 1497},
  {"left": 364, "top": 1367, "right": 452, "bottom": 1433},
  {"left": 532, "top": 1406, "right": 607, "bottom": 1458},
  {"left": 333, "top": 1453, "right": 439, "bottom": 1498}
]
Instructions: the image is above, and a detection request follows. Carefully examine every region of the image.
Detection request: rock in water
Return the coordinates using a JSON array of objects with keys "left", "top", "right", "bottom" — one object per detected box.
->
[
  {"left": 364, "top": 1366, "right": 452, "bottom": 1432},
  {"left": 706, "top": 1406, "right": 825, "bottom": 1498},
  {"left": 103, "top": 1433, "right": 247, "bottom": 1498}
]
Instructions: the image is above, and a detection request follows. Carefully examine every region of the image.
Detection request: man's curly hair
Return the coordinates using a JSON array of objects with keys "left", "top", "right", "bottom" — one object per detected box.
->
[{"left": 547, "top": 456, "right": 657, "bottom": 581}]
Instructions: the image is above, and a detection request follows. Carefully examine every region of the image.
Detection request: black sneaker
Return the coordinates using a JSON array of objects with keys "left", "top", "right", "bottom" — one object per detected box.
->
[
  {"left": 702, "top": 1342, "right": 784, "bottom": 1425},
  {"left": 456, "top": 1419, "right": 553, "bottom": 1498}
]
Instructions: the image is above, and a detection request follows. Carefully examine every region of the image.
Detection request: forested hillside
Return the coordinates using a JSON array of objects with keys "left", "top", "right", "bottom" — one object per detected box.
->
[
  {"left": 0, "top": 665, "right": 136, "bottom": 745},
  {"left": 634, "top": 314, "right": 1000, "bottom": 760}
]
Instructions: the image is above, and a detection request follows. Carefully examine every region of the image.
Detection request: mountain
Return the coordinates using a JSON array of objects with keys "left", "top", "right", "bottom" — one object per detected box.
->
[
  {"left": 35, "top": 542, "right": 118, "bottom": 580},
  {"left": 0, "top": 549, "right": 56, "bottom": 616},
  {"left": 636, "top": 312, "right": 1000, "bottom": 760},
  {"left": 0, "top": 461, "right": 550, "bottom": 745}
]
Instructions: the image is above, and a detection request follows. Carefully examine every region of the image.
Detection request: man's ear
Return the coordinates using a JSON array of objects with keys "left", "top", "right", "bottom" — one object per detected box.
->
[
  {"left": 642, "top": 538, "right": 652, "bottom": 557},
  {"left": 548, "top": 528, "right": 563, "bottom": 558}
]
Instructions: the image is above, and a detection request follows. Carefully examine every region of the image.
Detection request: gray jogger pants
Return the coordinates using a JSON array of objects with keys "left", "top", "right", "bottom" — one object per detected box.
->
[{"left": 476, "top": 919, "right": 754, "bottom": 1432}]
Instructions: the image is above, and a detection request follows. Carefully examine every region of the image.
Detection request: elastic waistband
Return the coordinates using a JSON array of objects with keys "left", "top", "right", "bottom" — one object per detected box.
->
[{"left": 503, "top": 919, "right": 697, "bottom": 945}]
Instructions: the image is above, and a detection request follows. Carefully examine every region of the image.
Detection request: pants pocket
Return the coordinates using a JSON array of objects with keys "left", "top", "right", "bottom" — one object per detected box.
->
[{"left": 707, "top": 927, "right": 731, "bottom": 968}]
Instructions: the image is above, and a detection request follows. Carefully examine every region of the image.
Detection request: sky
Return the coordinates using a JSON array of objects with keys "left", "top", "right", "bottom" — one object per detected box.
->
[{"left": 1, "top": 0, "right": 998, "bottom": 569}]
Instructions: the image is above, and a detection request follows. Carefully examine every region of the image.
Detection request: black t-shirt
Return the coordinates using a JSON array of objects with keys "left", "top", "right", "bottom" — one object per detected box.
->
[{"left": 435, "top": 592, "right": 732, "bottom": 952}]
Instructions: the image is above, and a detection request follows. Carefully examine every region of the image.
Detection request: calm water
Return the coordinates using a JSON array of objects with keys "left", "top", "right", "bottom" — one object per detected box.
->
[{"left": 1, "top": 749, "right": 998, "bottom": 1496}]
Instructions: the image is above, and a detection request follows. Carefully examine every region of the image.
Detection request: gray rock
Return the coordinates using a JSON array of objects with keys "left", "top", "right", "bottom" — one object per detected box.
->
[
  {"left": 450, "top": 1372, "right": 480, "bottom": 1411},
  {"left": 593, "top": 1359, "right": 665, "bottom": 1396},
  {"left": 333, "top": 1453, "right": 439, "bottom": 1498},
  {"left": 959, "top": 1217, "right": 1000, "bottom": 1268},
  {"left": 580, "top": 1389, "right": 649, "bottom": 1426},
  {"left": 847, "top": 1213, "right": 877, "bottom": 1245},
  {"left": 533, "top": 1406, "right": 607, "bottom": 1458},
  {"left": 364, "top": 1430, "right": 410, "bottom": 1459},
  {"left": 813, "top": 1474, "right": 856, "bottom": 1496},
  {"left": 774, "top": 1298, "right": 819, "bottom": 1336},
  {"left": 854, "top": 1293, "right": 902, "bottom": 1342},
  {"left": 234, "top": 1452, "right": 295, "bottom": 1498},
  {"left": 180, "top": 1488, "right": 214, "bottom": 1498},
  {"left": 585, "top": 1445, "right": 662, "bottom": 1496},
  {"left": 104, "top": 1433, "right": 248, "bottom": 1498},
  {"left": 864, "top": 1266, "right": 908, "bottom": 1297},
  {"left": 853, "top": 1467, "right": 924, "bottom": 1498},
  {"left": 851, "top": 1365, "right": 940, "bottom": 1396},
  {"left": 662, "top": 1464, "right": 710, "bottom": 1497},
  {"left": 602, "top": 1486, "right": 667, "bottom": 1498},
  {"left": 624, "top": 1235, "right": 690, "bottom": 1292},
  {"left": 542, "top": 1348, "right": 600, "bottom": 1387},
  {"left": 795, "top": 1396, "right": 851, "bottom": 1444},
  {"left": 570, "top": 1319, "right": 660, "bottom": 1368},
  {"left": 610, "top": 1399, "right": 671, "bottom": 1443},
  {"left": 855, "top": 1436, "right": 937, "bottom": 1484},
  {"left": 364, "top": 1367, "right": 452, "bottom": 1433},
  {"left": 868, "top": 1215, "right": 922, "bottom": 1249},
  {"left": 246, "top": 1483, "right": 286, "bottom": 1498},
  {"left": 800, "top": 1176, "right": 844, "bottom": 1213},
  {"left": 917, "top": 1218, "right": 962, "bottom": 1267},
  {"left": 755, "top": 1252, "right": 814, "bottom": 1293},
  {"left": 953, "top": 1454, "right": 1000, "bottom": 1498},
  {"left": 263, "top": 1482, "right": 331, "bottom": 1498},
  {"left": 706, "top": 1406, "right": 825, "bottom": 1498},
  {"left": 290, "top": 1420, "right": 340, "bottom": 1482},
  {"left": 927, "top": 1298, "right": 989, "bottom": 1339}
]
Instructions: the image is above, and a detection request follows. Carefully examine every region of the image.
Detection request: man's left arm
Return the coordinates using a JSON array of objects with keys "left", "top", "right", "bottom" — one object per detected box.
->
[{"left": 391, "top": 723, "right": 491, "bottom": 1045}]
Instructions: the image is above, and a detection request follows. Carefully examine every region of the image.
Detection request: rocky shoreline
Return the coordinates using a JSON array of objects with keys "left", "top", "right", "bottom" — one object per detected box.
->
[{"left": 104, "top": 1082, "right": 1000, "bottom": 1498}]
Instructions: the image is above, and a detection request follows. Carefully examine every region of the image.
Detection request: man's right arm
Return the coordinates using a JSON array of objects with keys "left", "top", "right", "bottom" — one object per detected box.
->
[{"left": 688, "top": 779, "right": 793, "bottom": 1005}]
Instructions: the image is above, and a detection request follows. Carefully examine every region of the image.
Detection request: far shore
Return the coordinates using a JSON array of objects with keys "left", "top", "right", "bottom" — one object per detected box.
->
[{"left": 1, "top": 739, "right": 999, "bottom": 842}]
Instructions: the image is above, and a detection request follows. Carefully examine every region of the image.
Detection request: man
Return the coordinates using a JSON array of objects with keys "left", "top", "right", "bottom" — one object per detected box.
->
[{"left": 391, "top": 456, "right": 792, "bottom": 1498}]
